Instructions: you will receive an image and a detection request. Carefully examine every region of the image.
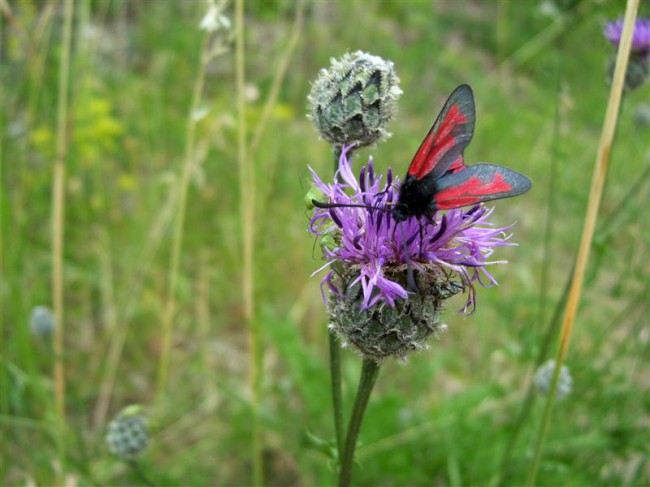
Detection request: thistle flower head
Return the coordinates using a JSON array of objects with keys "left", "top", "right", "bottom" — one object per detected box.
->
[
  {"left": 309, "top": 147, "right": 516, "bottom": 361},
  {"left": 604, "top": 18, "right": 650, "bottom": 91},
  {"left": 307, "top": 51, "right": 402, "bottom": 148},
  {"left": 604, "top": 18, "right": 650, "bottom": 54},
  {"left": 30, "top": 306, "right": 55, "bottom": 338},
  {"left": 534, "top": 359, "right": 573, "bottom": 400},
  {"left": 106, "top": 405, "right": 149, "bottom": 460}
]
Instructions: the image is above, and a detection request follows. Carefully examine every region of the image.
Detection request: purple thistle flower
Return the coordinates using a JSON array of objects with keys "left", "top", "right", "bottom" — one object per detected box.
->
[
  {"left": 604, "top": 18, "right": 650, "bottom": 54},
  {"left": 309, "top": 147, "right": 517, "bottom": 360},
  {"left": 310, "top": 145, "right": 515, "bottom": 311}
]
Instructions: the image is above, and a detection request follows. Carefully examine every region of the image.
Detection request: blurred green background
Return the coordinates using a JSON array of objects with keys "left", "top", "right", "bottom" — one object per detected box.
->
[{"left": 2, "top": 0, "right": 649, "bottom": 485}]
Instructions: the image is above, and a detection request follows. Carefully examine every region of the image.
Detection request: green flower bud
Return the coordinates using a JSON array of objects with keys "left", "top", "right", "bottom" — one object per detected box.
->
[
  {"left": 106, "top": 405, "right": 149, "bottom": 460},
  {"left": 307, "top": 51, "right": 402, "bottom": 148},
  {"left": 328, "top": 266, "right": 462, "bottom": 362}
]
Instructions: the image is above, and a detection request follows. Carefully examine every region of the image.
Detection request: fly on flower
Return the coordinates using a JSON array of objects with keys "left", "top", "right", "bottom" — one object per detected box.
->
[{"left": 314, "top": 85, "right": 531, "bottom": 219}]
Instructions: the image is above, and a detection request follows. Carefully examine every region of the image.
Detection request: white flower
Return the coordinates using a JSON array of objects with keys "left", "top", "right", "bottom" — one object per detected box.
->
[{"left": 200, "top": 2, "right": 230, "bottom": 33}]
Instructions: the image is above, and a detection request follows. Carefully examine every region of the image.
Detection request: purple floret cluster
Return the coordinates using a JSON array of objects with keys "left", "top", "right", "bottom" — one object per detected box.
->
[
  {"left": 604, "top": 17, "right": 650, "bottom": 54},
  {"left": 309, "top": 146, "right": 515, "bottom": 312}
]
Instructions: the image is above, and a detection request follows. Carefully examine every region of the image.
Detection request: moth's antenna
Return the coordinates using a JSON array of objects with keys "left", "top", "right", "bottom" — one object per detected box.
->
[{"left": 312, "top": 199, "right": 390, "bottom": 213}]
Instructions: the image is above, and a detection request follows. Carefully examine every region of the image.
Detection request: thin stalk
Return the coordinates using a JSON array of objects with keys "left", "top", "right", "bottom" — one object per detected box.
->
[
  {"left": 329, "top": 331, "right": 344, "bottom": 457},
  {"left": 52, "top": 0, "right": 74, "bottom": 465},
  {"left": 156, "top": 34, "right": 210, "bottom": 402},
  {"left": 330, "top": 145, "right": 344, "bottom": 457},
  {"left": 339, "top": 359, "right": 381, "bottom": 487},
  {"left": 525, "top": 1, "right": 639, "bottom": 484},
  {"left": 235, "top": 1, "right": 262, "bottom": 485}
]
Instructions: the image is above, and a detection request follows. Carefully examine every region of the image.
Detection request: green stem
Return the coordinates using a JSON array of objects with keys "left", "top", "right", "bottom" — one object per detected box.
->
[
  {"left": 329, "top": 145, "right": 345, "bottom": 458},
  {"left": 329, "top": 331, "right": 344, "bottom": 457},
  {"left": 339, "top": 359, "right": 380, "bottom": 487}
]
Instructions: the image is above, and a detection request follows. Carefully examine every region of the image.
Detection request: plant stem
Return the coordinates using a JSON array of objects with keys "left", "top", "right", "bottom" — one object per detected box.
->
[
  {"left": 329, "top": 331, "right": 344, "bottom": 457},
  {"left": 235, "top": 1, "right": 263, "bottom": 484},
  {"left": 525, "top": 1, "right": 639, "bottom": 484},
  {"left": 329, "top": 145, "right": 345, "bottom": 458},
  {"left": 52, "top": 0, "right": 74, "bottom": 467},
  {"left": 339, "top": 359, "right": 380, "bottom": 487},
  {"left": 156, "top": 33, "right": 209, "bottom": 403}
]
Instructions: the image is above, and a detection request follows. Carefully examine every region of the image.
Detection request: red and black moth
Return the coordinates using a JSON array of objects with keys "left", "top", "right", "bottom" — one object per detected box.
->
[{"left": 314, "top": 84, "right": 532, "bottom": 220}]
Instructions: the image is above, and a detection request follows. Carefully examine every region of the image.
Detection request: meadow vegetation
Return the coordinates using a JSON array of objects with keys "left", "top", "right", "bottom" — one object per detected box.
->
[{"left": 2, "top": 1, "right": 649, "bottom": 485}]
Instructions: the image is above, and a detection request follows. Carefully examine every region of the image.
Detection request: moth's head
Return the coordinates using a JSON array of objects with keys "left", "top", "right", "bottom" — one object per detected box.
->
[{"left": 390, "top": 202, "right": 410, "bottom": 222}]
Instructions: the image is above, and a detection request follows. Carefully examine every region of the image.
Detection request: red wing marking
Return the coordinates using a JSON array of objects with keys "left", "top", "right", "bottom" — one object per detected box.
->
[
  {"left": 434, "top": 174, "right": 512, "bottom": 209},
  {"left": 432, "top": 164, "right": 531, "bottom": 210},
  {"left": 446, "top": 154, "right": 466, "bottom": 175}
]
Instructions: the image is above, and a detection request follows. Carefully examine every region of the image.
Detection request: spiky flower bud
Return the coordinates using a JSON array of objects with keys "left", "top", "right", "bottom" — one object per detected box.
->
[
  {"left": 30, "top": 306, "right": 55, "bottom": 337},
  {"left": 106, "top": 405, "right": 149, "bottom": 460},
  {"left": 307, "top": 51, "right": 402, "bottom": 148},
  {"left": 534, "top": 359, "right": 573, "bottom": 400}
]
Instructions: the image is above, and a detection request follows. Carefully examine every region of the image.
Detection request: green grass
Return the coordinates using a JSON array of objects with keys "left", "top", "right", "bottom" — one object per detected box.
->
[{"left": 2, "top": 0, "right": 649, "bottom": 485}]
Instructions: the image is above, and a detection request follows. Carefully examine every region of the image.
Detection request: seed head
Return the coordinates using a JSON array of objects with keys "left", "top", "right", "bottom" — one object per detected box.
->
[
  {"left": 106, "top": 405, "right": 149, "bottom": 460},
  {"left": 307, "top": 51, "right": 402, "bottom": 148}
]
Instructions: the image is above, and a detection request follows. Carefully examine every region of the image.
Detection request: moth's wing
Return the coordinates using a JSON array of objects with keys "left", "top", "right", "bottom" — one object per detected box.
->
[
  {"left": 407, "top": 84, "right": 475, "bottom": 181},
  {"left": 431, "top": 163, "right": 532, "bottom": 210}
]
